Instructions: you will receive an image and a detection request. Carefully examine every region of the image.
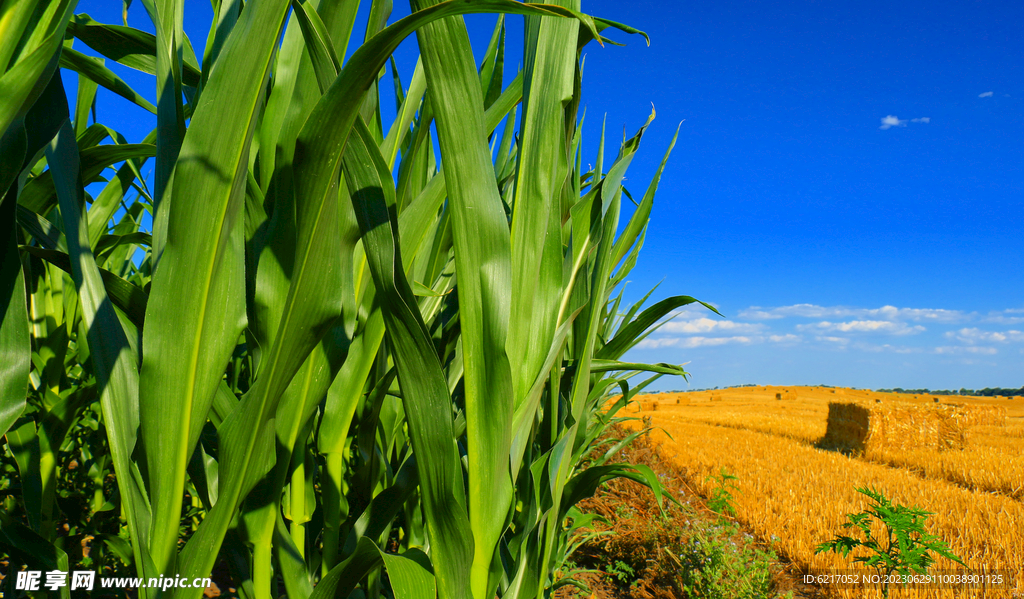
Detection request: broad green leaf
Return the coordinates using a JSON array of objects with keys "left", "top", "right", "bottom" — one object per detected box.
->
[
  {"left": 67, "top": 15, "right": 203, "bottom": 87},
  {"left": 312, "top": 537, "right": 433, "bottom": 599},
  {"left": 151, "top": 0, "right": 185, "bottom": 210},
  {"left": 0, "top": 190, "right": 30, "bottom": 438},
  {"left": 20, "top": 246, "right": 148, "bottom": 328},
  {"left": 342, "top": 114, "right": 472, "bottom": 599},
  {"left": 45, "top": 113, "right": 153, "bottom": 587},
  {"left": 597, "top": 295, "right": 721, "bottom": 360},
  {"left": 0, "top": 523, "right": 72, "bottom": 599},
  {"left": 508, "top": 0, "right": 579, "bottom": 431},
  {"left": 60, "top": 46, "right": 157, "bottom": 113},
  {"left": 18, "top": 142, "right": 156, "bottom": 214},
  {"left": 0, "top": 0, "right": 75, "bottom": 140},
  {"left": 139, "top": 0, "right": 290, "bottom": 578},
  {"left": 608, "top": 121, "right": 679, "bottom": 270},
  {"left": 71, "top": 51, "right": 99, "bottom": 136},
  {"left": 477, "top": 15, "right": 505, "bottom": 109}
]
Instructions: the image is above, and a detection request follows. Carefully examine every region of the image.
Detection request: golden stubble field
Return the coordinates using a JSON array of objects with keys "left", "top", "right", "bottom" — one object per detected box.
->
[{"left": 622, "top": 386, "right": 1024, "bottom": 598}]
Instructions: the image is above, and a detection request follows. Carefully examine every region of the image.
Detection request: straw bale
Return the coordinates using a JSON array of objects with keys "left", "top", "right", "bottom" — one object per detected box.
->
[
  {"left": 710, "top": 393, "right": 723, "bottom": 402},
  {"left": 873, "top": 403, "right": 967, "bottom": 451},
  {"left": 821, "top": 402, "right": 968, "bottom": 452},
  {"left": 676, "top": 396, "right": 691, "bottom": 406},
  {"left": 951, "top": 405, "right": 1007, "bottom": 427},
  {"left": 820, "top": 403, "right": 872, "bottom": 451}
]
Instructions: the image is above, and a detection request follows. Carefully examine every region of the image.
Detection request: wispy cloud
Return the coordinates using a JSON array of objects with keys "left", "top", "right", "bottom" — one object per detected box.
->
[
  {"left": 768, "top": 334, "right": 801, "bottom": 344},
  {"left": 660, "top": 318, "right": 763, "bottom": 335},
  {"left": 854, "top": 342, "right": 919, "bottom": 354},
  {"left": 945, "top": 328, "right": 1024, "bottom": 344},
  {"left": 982, "top": 309, "right": 1024, "bottom": 325},
  {"left": 979, "top": 91, "right": 994, "bottom": 98},
  {"left": 880, "top": 115, "right": 930, "bottom": 130},
  {"left": 637, "top": 335, "right": 757, "bottom": 349},
  {"left": 739, "top": 304, "right": 968, "bottom": 323},
  {"left": 797, "top": 320, "right": 926, "bottom": 335},
  {"left": 816, "top": 336, "right": 850, "bottom": 346},
  {"left": 934, "top": 345, "right": 998, "bottom": 355},
  {"left": 879, "top": 115, "right": 905, "bottom": 130}
]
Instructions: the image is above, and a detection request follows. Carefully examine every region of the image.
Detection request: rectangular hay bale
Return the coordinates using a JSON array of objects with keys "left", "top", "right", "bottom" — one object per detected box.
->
[{"left": 821, "top": 402, "right": 968, "bottom": 452}]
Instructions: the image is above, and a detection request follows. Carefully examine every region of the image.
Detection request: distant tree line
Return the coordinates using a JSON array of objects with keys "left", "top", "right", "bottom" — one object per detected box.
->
[
  {"left": 876, "top": 387, "right": 1024, "bottom": 398},
  {"left": 643, "top": 385, "right": 1024, "bottom": 397}
]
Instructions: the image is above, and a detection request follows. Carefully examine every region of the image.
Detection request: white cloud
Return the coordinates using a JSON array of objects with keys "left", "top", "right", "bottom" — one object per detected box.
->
[
  {"left": 816, "top": 336, "right": 850, "bottom": 346},
  {"left": 934, "top": 345, "right": 998, "bottom": 355},
  {"left": 979, "top": 91, "right": 994, "bottom": 98},
  {"left": 880, "top": 115, "right": 929, "bottom": 130},
  {"left": 768, "top": 334, "right": 801, "bottom": 344},
  {"left": 880, "top": 115, "right": 906, "bottom": 130},
  {"left": 797, "top": 320, "right": 925, "bottom": 335},
  {"left": 982, "top": 309, "right": 1024, "bottom": 325},
  {"left": 636, "top": 335, "right": 757, "bottom": 349},
  {"left": 946, "top": 328, "right": 1024, "bottom": 344},
  {"left": 660, "top": 318, "right": 764, "bottom": 335},
  {"left": 740, "top": 304, "right": 967, "bottom": 323},
  {"left": 853, "top": 342, "right": 919, "bottom": 354}
]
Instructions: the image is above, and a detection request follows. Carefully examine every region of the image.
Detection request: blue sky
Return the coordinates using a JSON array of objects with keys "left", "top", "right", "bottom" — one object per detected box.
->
[{"left": 69, "top": 0, "right": 1023, "bottom": 390}]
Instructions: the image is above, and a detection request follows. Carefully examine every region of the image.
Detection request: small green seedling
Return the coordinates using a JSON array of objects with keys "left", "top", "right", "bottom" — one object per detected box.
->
[
  {"left": 607, "top": 559, "right": 638, "bottom": 589},
  {"left": 816, "top": 487, "right": 965, "bottom": 597},
  {"left": 706, "top": 468, "right": 739, "bottom": 517}
]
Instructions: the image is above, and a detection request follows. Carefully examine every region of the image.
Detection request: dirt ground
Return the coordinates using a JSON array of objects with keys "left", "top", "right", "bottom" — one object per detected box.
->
[{"left": 555, "top": 425, "right": 826, "bottom": 599}]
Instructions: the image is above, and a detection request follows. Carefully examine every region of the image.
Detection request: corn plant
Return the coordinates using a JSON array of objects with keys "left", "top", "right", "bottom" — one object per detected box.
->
[{"left": 0, "top": 1, "right": 715, "bottom": 598}]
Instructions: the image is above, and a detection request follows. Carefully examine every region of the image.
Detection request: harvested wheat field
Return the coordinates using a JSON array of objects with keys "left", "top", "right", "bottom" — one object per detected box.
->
[{"left": 622, "top": 386, "right": 1024, "bottom": 598}]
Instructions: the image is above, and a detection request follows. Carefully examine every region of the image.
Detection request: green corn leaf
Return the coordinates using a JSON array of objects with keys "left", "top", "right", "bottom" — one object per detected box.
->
[
  {"left": 150, "top": 0, "right": 185, "bottom": 212},
  {"left": 273, "top": 511, "right": 315, "bottom": 599},
  {"left": 598, "top": 295, "right": 721, "bottom": 360},
  {"left": 0, "top": 0, "right": 39, "bottom": 72},
  {"left": 609, "top": 121, "right": 679, "bottom": 271},
  {"left": 199, "top": 0, "right": 240, "bottom": 84},
  {"left": 289, "top": 0, "right": 341, "bottom": 94},
  {"left": 0, "top": 523, "right": 72, "bottom": 599},
  {"left": 71, "top": 52, "right": 99, "bottom": 137},
  {"left": 0, "top": 190, "right": 30, "bottom": 439},
  {"left": 508, "top": 0, "right": 579, "bottom": 427},
  {"left": 60, "top": 46, "right": 157, "bottom": 113},
  {"left": 559, "top": 463, "right": 667, "bottom": 518},
  {"left": 586, "top": 359, "right": 687, "bottom": 376},
  {"left": 477, "top": 15, "right": 505, "bottom": 109},
  {"left": 342, "top": 114, "right": 473, "bottom": 599},
  {"left": 45, "top": 112, "right": 153, "bottom": 586},
  {"left": 313, "top": 537, "right": 434, "bottom": 599},
  {"left": 18, "top": 142, "right": 156, "bottom": 214},
  {"left": 67, "top": 15, "right": 203, "bottom": 86},
  {"left": 19, "top": 246, "right": 148, "bottom": 328},
  {"left": 0, "top": 1, "right": 75, "bottom": 141},
  {"left": 139, "top": 0, "right": 291, "bottom": 579}
]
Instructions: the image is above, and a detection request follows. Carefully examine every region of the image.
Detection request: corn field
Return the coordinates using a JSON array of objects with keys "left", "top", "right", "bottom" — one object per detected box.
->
[{"left": 0, "top": 1, "right": 711, "bottom": 597}]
